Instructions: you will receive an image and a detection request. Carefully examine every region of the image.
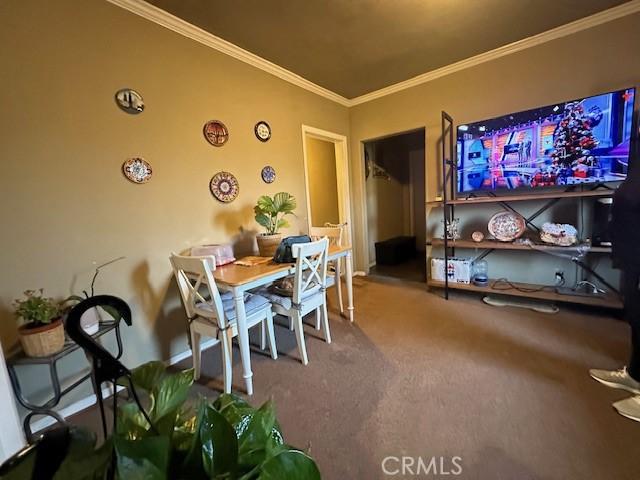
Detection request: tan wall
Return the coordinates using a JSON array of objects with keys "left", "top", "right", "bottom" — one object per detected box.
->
[
  {"left": 349, "top": 13, "right": 640, "bottom": 272},
  {"left": 306, "top": 138, "right": 340, "bottom": 226},
  {"left": 0, "top": 0, "right": 348, "bottom": 405}
]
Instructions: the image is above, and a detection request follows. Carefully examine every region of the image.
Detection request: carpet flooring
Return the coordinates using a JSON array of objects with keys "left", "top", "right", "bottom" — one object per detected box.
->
[{"left": 71, "top": 276, "right": 640, "bottom": 479}]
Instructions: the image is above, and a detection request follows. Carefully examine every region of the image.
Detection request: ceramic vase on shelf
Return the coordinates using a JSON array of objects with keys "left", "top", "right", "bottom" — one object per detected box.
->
[{"left": 256, "top": 233, "right": 282, "bottom": 258}]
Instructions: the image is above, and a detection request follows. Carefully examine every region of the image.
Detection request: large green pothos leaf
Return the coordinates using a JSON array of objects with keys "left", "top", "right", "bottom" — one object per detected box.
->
[
  {"left": 117, "top": 403, "right": 151, "bottom": 441},
  {"left": 199, "top": 405, "right": 239, "bottom": 478},
  {"left": 131, "top": 361, "right": 167, "bottom": 393},
  {"left": 257, "top": 449, "right": 321, "bottom": 480},
  {"left": 214, "top": 395, "right": 284, "bottom": 471},
  {"left": 115, "top": 435, "right": 170, "bottom": 480}
]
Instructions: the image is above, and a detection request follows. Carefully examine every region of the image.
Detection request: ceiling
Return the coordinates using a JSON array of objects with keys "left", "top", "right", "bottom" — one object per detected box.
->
[{"left": 146, "top": 0, "right": 628, "bottom": 99}]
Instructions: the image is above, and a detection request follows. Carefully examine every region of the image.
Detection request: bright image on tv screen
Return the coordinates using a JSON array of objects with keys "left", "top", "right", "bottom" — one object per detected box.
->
[{"left": 456, "top": 88, "right": 636, "bottom": 193}]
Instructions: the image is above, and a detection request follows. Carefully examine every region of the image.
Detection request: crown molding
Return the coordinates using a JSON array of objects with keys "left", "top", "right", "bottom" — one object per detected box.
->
[
  {"left": 349, "top": 0, "right": 640, "bottom": 106},
  {"left": 105, "top": 0, "right": 351, "bottom": 106},
  {"left": 107, "top": 0, "right": 640, "bottom": 108}
]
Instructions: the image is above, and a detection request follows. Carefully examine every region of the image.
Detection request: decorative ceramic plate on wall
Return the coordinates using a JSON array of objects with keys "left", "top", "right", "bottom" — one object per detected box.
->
[
  {"left": 203, "top": 120, "right": 229, "bottom": 147},
  {"left": 115, "top": 88, "right": 144, "bottom": 114},
  {"left": 261, "top": 165, "right": 276, "bottom": 183},
  {"left": 210, "top": 171, "right": 239, "bottom": 203},
  {"left": 488, "top": 211, "right": 526, "bottom": 242},
  {"left": 254, "top": 121, "right": 271, "bottom": 142},
  {"left": 122, "top": 157, "right": 152, "bottom": 183}
]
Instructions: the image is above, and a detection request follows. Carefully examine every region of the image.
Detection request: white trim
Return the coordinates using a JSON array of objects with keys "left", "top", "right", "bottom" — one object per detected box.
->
[
  {"left": 105, "top": 0, "right": 351, "bottom": 106},
  {"left": 107, "top": 0, "right": 640, "bottom": 107},
  {"left": 30, "top": 383, "right": 125, "bottom": 433},
  {"left": 301, "top": 125, "right": 353, "bottom": 249},
  {"left": 348, "top": 0, "right": 640, "bottom": 106},
  {"left": 0, "top": 344, "right": 24, "bottom": 462},
  {"left": 167, "top": 339, "right": 217, "bottom": 365}
]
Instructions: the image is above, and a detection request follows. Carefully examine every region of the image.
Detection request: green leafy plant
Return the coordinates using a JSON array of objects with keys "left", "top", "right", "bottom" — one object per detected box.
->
[
  {"left": 12, "top": 289, "right": 61, "bottom": 327},
  {"left": 0, "top": 361, "right": 321, "bottom": 479},
  {"left": 254, "top": 192, "right": 297, "bottom": 235}
]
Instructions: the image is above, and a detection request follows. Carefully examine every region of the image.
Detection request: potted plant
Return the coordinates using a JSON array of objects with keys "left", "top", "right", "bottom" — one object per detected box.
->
[
  {"left": 254, "top": 192, "right": 297, "bottom": 257},
  {"left": 13, "top": 289, "right": 64, "bottom": 357},
  {"left": 0, "top": 361, "right": 322, "bottom": 479}
]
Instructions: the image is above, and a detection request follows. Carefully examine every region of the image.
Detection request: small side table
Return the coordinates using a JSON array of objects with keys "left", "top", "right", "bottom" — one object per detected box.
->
[{"left": 7, "top": 319, "right": 125, "bottom": 440}]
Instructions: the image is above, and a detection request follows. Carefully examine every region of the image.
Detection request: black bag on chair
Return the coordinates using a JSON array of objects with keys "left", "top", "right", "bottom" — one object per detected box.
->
[{"left": 273, "top": 235, "right": 311, "bottom": 263}]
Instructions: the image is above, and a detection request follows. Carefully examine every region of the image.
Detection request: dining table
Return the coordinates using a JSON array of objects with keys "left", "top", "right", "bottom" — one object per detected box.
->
[{"left": 211, "top": 244, "right": 354, "bottom": 395}]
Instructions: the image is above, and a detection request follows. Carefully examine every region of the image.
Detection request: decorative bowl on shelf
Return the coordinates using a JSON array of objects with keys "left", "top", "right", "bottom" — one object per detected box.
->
[
  {"left": 540, "top": 222, "right": 578, "bottom": 246},
  {"left": 487, "top": 211, "right": 526, "bottom": 242}
]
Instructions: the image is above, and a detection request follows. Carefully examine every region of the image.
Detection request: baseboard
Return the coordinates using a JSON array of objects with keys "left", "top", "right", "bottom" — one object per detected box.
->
[
  {"left": 30, "top": 383, "right": 124, "bottom": 433},
  {"left": 30, "top": 341, "right": 212, "bottom": 434}
]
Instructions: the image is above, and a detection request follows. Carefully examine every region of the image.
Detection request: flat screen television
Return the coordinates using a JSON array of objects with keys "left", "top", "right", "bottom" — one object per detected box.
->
[{"left": 456, "top": 87, "right": 636, "bottom": 194}]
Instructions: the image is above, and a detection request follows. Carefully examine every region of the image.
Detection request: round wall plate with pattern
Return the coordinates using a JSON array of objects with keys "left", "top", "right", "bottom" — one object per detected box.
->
[
  {"left": 122, "top": 157, "right": 152, "bottom": 183},
  {"left": 261, "top": 165, "right": 276, "bottom": 183},
  {"left": 254, "top": 121, "right": 271, "bottom": 142},
  {"left": 203, "top": 120, "right": 229, "bottom": 147},
  {"left": 488, "top": 211, "right": 526, "bottom": 242},
  {"left": 210, "top": 171, "right": 239, "bottom": 203},
  {"left": 115, "top": 88, "right": 144, "bottom": 114}
]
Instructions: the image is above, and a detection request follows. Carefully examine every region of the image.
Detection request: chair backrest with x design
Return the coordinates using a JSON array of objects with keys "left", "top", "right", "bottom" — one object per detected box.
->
[
  {"left": 170, "top": 253, "right": 228, "bottom": 329},
  {"left": 309, "top": 226, "right": 342, "bottom": 247},
  {"left": 290, "top": 237, "right": 329, "bottom": 305}
]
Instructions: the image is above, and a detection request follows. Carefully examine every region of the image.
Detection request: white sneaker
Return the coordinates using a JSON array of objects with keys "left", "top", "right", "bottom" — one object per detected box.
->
[
  {"left": 613, "top": 396, "right": 640, "bottom": 422},
  {"left": 589, "top": 367, "right": 640, "bottom": 395}
]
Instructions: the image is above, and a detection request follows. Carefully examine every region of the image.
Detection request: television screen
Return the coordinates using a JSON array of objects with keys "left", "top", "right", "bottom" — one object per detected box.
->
[{"left": 456, "top": 88, "right": 636, "bottom": 193}]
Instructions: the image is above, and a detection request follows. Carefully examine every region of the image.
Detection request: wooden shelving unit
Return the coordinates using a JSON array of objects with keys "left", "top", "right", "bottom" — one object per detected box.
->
[
  {"left": 430, "top": 239, "right": 611, "bottom": 254},
  {"left": 427, "top": 279, "right": 623, "bottom": 309},
  {"left": 429, "top": 110, "right": 621, "bottom": 309},
  {"left": 427, "top": 188, "right": 615, "bottom": 206}
]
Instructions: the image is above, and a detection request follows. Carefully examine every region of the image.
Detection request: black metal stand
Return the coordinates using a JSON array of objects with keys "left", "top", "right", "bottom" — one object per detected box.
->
[{"left": 7, "top": 319, "right": 125, "bottom": 441}]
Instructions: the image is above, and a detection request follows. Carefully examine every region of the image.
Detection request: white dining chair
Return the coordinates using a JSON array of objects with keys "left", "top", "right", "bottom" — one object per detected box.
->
[
  {"left": 169, "top": 253, "right": 277, "bottom": 393},
  {"left": 257, "top": 238, "right": 330, "bottom": 365},
  {"left": 309, "top": 225, "right": 344, "bottom": 318}
]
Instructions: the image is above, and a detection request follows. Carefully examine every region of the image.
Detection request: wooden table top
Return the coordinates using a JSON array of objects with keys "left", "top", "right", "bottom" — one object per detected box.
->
[{"left": 213, "top": 245, "right": 350, "bottom": 287}]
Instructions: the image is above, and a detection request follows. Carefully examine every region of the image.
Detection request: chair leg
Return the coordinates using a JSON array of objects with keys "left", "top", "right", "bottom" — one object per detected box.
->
[
  {"left": 315, "top": 307, "right": 321, "bottom": 330},
  {"left": 265, "top": 309, "right": 278, "bottom": 360},
  {"left": 260, "top": 320, "right": 266, "bottom": 351},
  {"left": 322, "top": 297, "right": 332, "bottom": 344},
  {"left": 221, "top": 329, "right": 233, "bottom": 394},
  {"left": 289, "top": 316, "right": 294, "bottom": 331},
  {"left": 335, "top": 262, "right": 344, "bottom": 314},
  {"left": 293, "top": 312, "right": 309, "bottom": 365},
  {"left": 190, "top": 327, "right": 201, "bottom": 381}
]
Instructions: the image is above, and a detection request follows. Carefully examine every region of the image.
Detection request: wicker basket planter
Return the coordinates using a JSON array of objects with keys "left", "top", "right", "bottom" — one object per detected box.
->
[
  {"left": 256, "top": 233, "right": 282, "bottom": 258},
  {"left": 18, "top": 318, "right": 65, "bottom": 357}
]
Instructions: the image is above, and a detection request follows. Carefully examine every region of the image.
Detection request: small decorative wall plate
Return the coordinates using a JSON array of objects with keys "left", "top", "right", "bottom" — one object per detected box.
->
[
  {"left": 254, "top": 121, "right": 271, "bottom": 142},
  {"left": 210, "top": 171, "right": 239, "bottom": 203},
  {"left": 115, "top": 88, "right": 144, "bottom": 114},
  {"left": 122, "top": 157, "right": 152, "bottom": 183},
  {"left": 488, "top": 211, "right": 526, "bottom": 242},
  {"left": 261, "top": 165, "right": 276, "bottom": 183},
  {"left": 203, "top": 120, "right": 229, "bottom": 147}
]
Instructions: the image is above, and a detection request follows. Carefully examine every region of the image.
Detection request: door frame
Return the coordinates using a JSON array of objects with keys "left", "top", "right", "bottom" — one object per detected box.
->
[
  {"left": 359, "top": 126, "right": 427, "bottom": 273},
  {"left": 0, "top": 343, "right": 25, "bottom": 462},
  {"left": 301, "top": 125, "right": 353, "bottom": 247}
]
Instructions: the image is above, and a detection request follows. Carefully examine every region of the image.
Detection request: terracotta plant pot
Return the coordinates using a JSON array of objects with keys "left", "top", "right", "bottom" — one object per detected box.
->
[
  {"left": 18, "top": 318, "right": 65, "bottom": 357},
  {"left": 256, "top": 233, "right": 282, "bottom": 258}
]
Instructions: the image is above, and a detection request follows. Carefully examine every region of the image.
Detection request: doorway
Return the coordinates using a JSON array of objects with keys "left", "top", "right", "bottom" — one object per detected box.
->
[
  {"left": 364, "top": 129, "right": 426, "bottom": 282},
  {"left": 301, "top": 125, "right": 352, "bottom": 246}
]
